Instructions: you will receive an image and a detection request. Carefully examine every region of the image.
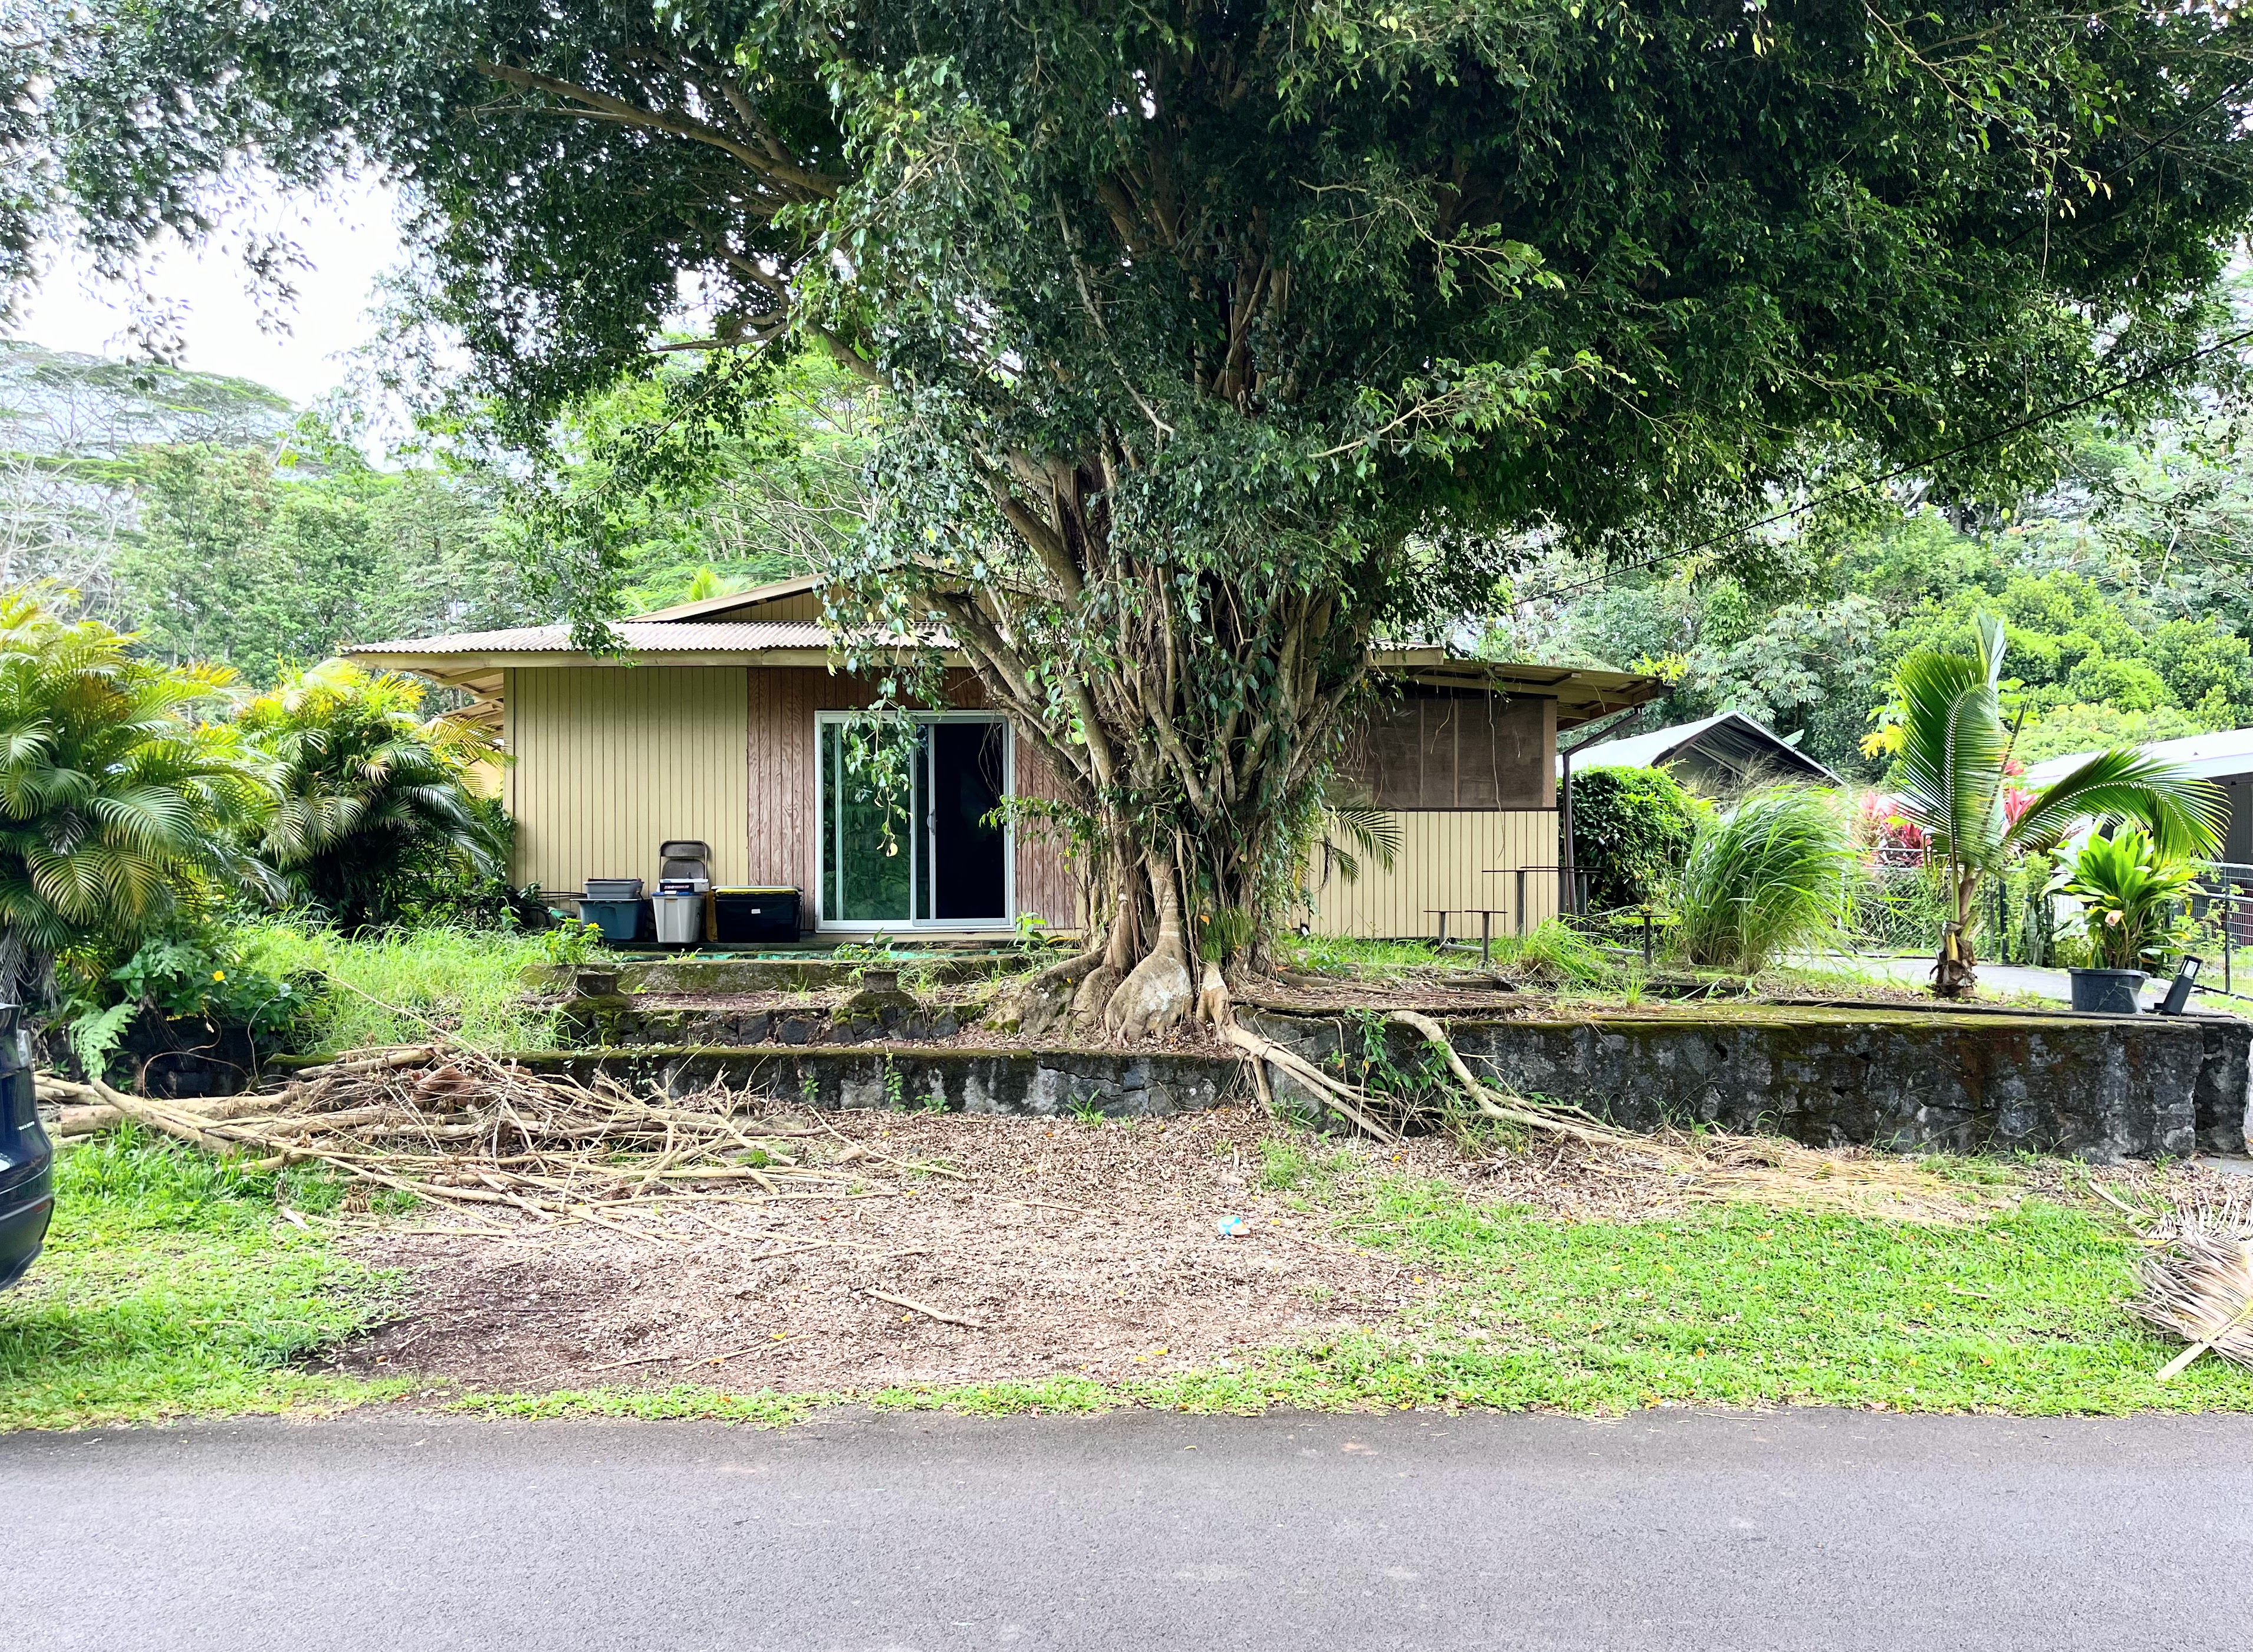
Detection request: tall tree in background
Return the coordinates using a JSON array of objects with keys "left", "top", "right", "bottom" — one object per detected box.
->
[
  {"left": 25, "top": 0, "right": 2253, "bottom": 1031},
  {"left": 124, "top": 442, "right": 525, "bottom": 683}
]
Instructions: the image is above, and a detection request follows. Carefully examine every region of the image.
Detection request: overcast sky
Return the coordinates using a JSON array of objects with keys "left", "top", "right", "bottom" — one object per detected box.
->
[{"left": 5, "top": 176, "right": 401, "bottom": 407}]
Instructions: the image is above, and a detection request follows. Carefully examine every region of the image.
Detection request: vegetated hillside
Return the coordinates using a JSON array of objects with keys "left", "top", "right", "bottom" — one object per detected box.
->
[
  {"left": 0, "top": 340, "right": 537, "bottom": 682},
  {"left": 0, "top": 340, "right": 856, "bottom": 683},
  {"left": 1503, "top": 420, "right": 2253, "bottom": 779}
]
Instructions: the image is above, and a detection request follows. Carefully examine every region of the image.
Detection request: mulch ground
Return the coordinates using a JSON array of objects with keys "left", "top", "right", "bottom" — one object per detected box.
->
[{"left": 323, "top": 1105, "right": 1428, "bottom": 1395}]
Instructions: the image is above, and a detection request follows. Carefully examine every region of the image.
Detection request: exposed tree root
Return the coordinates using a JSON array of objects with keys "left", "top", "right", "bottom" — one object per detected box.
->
[
  {"left": 1104, "top": 851, "right": 1193, "bottom": 1040},
  {"left": 985, "top": 944, "right": 1107, "bottom": 1038}
]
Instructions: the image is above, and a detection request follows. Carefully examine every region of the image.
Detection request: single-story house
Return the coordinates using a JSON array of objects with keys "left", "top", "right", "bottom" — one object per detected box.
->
[
  {"left": 1564, "top": 710, "right": 1841, "bottom": 791},
  {"left": 349, "top": 576, "right": 1661, "bottom": 939},
  {"left": 2025, "top": 725, "right": 2253, "bottom": 867}
]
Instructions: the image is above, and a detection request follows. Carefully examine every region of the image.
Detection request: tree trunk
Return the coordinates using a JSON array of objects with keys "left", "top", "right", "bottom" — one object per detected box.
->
[{"left": 1932, "top": 870, "right": 1979, "bottom": 999}]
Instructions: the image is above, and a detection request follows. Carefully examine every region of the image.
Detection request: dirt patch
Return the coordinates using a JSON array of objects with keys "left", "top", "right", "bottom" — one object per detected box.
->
[{"left": 324, "top": 1106, "right": 1419, "bottom": 1394}]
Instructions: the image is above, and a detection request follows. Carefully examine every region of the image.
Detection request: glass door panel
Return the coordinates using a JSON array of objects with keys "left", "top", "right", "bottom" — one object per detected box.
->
[{"left": 820, "top": 721, "right": 913, "bottom": 924}]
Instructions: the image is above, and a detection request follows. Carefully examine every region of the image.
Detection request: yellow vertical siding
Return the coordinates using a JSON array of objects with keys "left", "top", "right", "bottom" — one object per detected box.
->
[
  {"left": 509, "top": 666, "right": 750, "bottom": 895},
  {"left": 1305, "top": 810, "right": 1560, "bottom": 938}
]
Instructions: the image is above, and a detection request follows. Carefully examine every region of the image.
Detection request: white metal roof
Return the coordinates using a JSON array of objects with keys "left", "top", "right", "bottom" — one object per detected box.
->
[{"left": 2024, "top": 725, "right": 2253, "bottom": 786}]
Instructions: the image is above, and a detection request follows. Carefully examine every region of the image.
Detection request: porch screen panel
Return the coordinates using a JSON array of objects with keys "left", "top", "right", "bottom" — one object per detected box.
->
[{"left": 1343, "top": 690, "right": 1548, "bottom": 809}]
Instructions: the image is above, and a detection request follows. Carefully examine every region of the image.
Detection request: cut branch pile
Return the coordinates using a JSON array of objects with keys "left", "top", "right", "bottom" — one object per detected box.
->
[
  {"left": 37, "top": 1047, "right": 958, "bottom": 1242},
  {"left": 2128, "top": 1187, "right": 2253, "bottom": 1380}
]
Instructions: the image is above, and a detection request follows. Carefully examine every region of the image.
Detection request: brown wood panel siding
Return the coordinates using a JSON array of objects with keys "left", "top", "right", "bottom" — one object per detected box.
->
[
  {"left": 509, "top": 666, "right": 750, "bottom": 896},
  {"left": 1010, "top": 737, "right": 1082, "bottom": 930},
  {"left": 1306, "top": 810, "right": 1559, "bottom": 938}
]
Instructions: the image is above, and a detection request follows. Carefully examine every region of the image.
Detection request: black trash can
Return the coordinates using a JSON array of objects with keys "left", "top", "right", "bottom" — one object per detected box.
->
[{"left": 713, "top": 887, "right": 801, "bottom": 943}]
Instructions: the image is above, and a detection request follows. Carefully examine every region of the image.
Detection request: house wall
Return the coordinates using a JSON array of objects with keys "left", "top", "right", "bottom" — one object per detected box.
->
[
  {"left": 1304, "top": 809, "right": 1560, "bottom": 939},
  {"left": 505, "top": 666, "right": 752, "bottom": 894},
  {"left": 739, "top": 666, "right": 1079, "bottom": 930}
]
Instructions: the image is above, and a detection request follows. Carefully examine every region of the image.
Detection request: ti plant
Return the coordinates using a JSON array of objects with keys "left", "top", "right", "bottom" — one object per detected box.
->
[
  {"left": 2051, "top": 830, "right": 2199, "bottom": 975},
  {"left": 1883, "top": 614, "right": 2225, "bottom": 997}
]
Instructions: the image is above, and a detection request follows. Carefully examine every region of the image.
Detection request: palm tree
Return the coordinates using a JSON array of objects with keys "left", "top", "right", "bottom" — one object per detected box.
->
[
  {"left": 1883, "top": 614, "right": 2225, "bottom": 997},
  {"left": 0, "top": 590, "right": 274, "bottom": 1001},
  {"left": 238, "top": 660, "right": 505, "bottom": 927}
]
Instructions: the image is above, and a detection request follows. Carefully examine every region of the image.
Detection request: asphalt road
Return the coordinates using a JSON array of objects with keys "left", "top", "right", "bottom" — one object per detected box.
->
[{"left": 9, "top": 1408, "right": 2250, "bottom": 1651}]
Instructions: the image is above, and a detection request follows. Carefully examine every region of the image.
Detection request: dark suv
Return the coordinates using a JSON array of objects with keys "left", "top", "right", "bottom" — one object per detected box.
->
[{"left": 0, "top": 1003, "right": 52, "bottom": 1288}]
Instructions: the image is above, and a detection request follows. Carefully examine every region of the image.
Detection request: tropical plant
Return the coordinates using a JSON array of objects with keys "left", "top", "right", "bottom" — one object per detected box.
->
[
  {"left": 1670, "top": 786, "right": 1856, "bottom": 975},
  {"left": 236, "top": 660, "right": 506, "bottom": 929},
  {"left": 2051, "top": 830, "right": 2199, "bottom": 975},
  {"left": 1879, "top": 614, "right": 2224, "bottom": 997},
  {"left": 0, "top": 589, "right": 274, "bottom": 1002},
  {"left": 61, "top": 923, "right": 314, "bottom": 1082},
  {"left": 1570, "top": 765, "right": 1704, "bottom": 913},
  {"left": 35, "top": 0, "right": 2253, "bottom": 1036}
]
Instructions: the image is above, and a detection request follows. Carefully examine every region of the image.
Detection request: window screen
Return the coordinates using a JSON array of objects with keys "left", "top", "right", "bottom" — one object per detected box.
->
[{"left": 1341, "top": 690, "right": 1548, "bottom": 809}]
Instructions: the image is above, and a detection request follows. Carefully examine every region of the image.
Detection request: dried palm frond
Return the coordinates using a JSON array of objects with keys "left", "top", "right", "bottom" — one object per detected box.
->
[{"left": 2130, "top": 1188, "right": 2253, "bottom": 1379}]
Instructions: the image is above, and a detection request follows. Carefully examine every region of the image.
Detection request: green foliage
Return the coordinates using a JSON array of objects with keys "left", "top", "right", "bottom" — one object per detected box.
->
[
  {"left": 1888, "top": 616, "right": 2226, "bottom": 866},
  {"left": 61, "top": 924, "right": 314, "bottom": 1081},
  {"left": 539, "top": 918, "right": 605, "bottom": 967},
  {"left": 1671, "top": 786, "right": 1855, "bottom": 973},
  {"left": 240, "top": 920, "right": 561, "bottom": 1054},
  {"left": 1486, "top": 920, "right": 1623, "bottom": 990},
  {"left": 1200, "top": 907, "right": 1255, "bottom": 963},
  {"left": 0, "top": 588, "right": 275, "bottom": 1001},
  {"left": 37, "top": 0, "right": 2253, "bottom": 937},
  {"left": 1524, "top": 493, "right": 2253, "bottom": 784},
  {"left": 1569, "top": 765, "right": 1703, "bottom": 913},
  {"left": 0, "top": 1125, "right": 402, "bottom": 1428},
  {"left": 2052, "top": 830, "right": 2198, "bottom": 973},
  {"left": 236, "top": 659, "right": 506, "bottom": 929},
  {"left": 121, "top": 442, "right": 526, "bottom": 686}
]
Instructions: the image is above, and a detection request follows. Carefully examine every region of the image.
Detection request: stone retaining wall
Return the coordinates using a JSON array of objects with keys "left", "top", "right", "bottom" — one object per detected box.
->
[
  {"left": 508, "top": 1045, "right": 1236, "bottom": 1118},
  {"left": 1246, "top": 1005, "right": 2253, "bottom": 1161}
]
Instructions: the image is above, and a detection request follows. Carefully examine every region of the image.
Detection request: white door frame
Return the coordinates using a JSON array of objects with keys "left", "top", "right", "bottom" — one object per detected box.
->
[{"left": 813, "top": 710, "right": 1015, "bottom": 932}]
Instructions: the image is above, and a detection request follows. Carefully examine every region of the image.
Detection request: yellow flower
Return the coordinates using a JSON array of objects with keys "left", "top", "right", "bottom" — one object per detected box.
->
[{"left": 212, "top": 970, "right": 226, "bottom": 982}]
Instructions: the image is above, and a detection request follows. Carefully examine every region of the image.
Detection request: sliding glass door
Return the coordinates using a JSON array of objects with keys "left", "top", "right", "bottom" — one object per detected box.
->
[{"left": 817, "top": 713, "right": 1011, "bottom": 929}]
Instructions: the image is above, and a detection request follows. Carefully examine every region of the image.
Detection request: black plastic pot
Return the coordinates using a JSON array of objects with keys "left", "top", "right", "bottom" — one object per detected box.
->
[{"left": 2068, "top": 967, "right": 2146, "bottom": 1015}]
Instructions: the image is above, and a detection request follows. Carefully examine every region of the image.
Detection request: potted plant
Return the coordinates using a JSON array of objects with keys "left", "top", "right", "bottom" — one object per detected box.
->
[{"left": 2050, "top": 830, "right": 2198, "bottom": 1014}]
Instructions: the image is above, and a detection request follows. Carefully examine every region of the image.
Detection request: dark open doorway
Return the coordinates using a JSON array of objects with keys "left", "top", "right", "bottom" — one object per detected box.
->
[{"left": 929, "top": 720, "right": 1007, "bottom": 922}]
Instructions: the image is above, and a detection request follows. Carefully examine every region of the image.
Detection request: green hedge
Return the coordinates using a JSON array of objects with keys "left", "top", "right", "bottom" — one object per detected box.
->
[{"left": 1570, "top": 765, "right": 1703, "bottom": 913}]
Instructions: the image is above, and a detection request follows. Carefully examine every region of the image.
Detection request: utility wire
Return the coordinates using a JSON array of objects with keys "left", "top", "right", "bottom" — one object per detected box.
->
[{"left": 1530, "top": 319, "right": 2253, "bottom": 604}]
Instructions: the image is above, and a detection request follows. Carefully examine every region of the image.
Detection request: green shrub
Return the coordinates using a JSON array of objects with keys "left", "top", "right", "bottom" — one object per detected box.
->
[
  {"left": 2051, "top": 829, "right": 2197, "bottom": 972},
  {"left": 1570, "top": 765, "right": 1703, "bottom": 914},
  {"left": 0, "top": 588, "right": 275, "bottom": 1002},
  {"left": 1671, "top": 785, "right": 1856, "bottom": 973},
  {"left": 238, "top": 660, "right": 509, "bottom": 930}
]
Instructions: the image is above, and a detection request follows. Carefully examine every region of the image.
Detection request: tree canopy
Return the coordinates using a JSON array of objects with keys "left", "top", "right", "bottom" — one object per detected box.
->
[{"left": 25, "top": 0, "right": 2253, "bottom": 1028}]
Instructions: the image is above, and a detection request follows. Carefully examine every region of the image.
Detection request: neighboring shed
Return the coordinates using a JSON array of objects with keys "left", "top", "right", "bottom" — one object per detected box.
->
[
  {"left": 349, "top": 576, "right": 1662, "bottom": 939},
  {"left": 1566, "top": 711, "right": 1841, "bottom": 791},
  {"left": 2026, "top": 726, "right": 2253, "bottom": 867}
]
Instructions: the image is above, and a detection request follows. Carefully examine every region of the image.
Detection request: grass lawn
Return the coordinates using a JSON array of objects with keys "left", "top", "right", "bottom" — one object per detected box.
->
[
  {"left": 8, "top": 1126, "right": 2248, "bottom": 1430},
  {"left": 0, "top": 1128, "right": 409, "bottom": 1430}
]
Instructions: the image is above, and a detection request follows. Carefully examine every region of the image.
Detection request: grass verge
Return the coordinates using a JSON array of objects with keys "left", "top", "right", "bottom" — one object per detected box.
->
[{"left": 0, "top": 1128, "right": 410, "bottom": 1429}]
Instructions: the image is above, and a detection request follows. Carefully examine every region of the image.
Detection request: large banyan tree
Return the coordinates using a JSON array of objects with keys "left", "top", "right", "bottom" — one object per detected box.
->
[{"left": 21, "top": 0, "right": 2253, "bottom": 1031}]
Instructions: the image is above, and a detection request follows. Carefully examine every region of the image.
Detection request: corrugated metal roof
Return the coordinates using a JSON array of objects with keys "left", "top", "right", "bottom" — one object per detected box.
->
[
  {"left": 1567, "top": 710, "right": 1841, "bottom": 785},
  {"left": 2025, "top": 724, "right": 2253, "bottom": 785},
  {"left": 348, "top": 621, "right": 834, "bottom": 655}
]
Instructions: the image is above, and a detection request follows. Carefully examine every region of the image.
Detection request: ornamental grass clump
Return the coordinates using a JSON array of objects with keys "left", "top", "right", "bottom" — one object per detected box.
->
[{"left": 1670, "top": 785, "right": 1855, "bottom": 974}]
